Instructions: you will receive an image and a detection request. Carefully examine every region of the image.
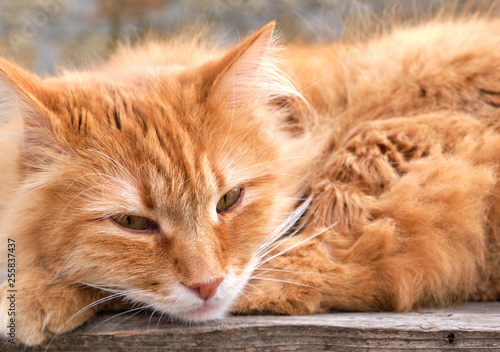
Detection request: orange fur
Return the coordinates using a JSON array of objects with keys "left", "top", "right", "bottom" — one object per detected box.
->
[{"left": 0, "top": 15, "right": 500, "bottom": 346}]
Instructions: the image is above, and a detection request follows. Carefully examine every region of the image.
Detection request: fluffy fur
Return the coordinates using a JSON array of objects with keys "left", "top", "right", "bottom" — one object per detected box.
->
[{"left": 0, "top": 14, "right": 500, "bottom": 346}]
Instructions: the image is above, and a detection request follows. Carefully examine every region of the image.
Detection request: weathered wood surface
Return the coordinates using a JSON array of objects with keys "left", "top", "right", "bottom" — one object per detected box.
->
[{"left": 5, "top": 302, "right": 500, "bottom": 351}]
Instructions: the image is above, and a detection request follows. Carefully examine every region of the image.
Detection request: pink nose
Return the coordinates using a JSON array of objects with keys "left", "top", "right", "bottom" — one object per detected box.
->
[{"left": 186, "top": 278, "right": 224, "bottom": 300}]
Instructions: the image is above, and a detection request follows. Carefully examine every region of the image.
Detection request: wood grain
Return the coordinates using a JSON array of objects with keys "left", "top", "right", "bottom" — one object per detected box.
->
[{"left": 4, "top": 302, "right": 500, "bottom": 351}]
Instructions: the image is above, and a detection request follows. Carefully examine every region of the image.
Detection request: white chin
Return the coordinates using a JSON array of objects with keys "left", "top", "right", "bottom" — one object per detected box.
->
[{"left": 173, "top": 302, "right": 228, "bottom": 322}]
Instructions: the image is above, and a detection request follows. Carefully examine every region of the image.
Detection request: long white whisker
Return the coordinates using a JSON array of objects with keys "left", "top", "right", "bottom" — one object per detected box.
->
[
  {"left": 148, "top": 307, "right": 160, "bottom": 328},
  {"left": 258, "top": 222, "right": 338, "bottom": 267},
  {"left": 44, "top": 290, "right": 149, "bottom": 352},
  {"left": 238, "top": 292, "right": 262, "bottom": 313},
  {"left": 249, "top": 277, "right": 319, "bottom": 291},
  {"left": 299, "top": 74, "right": 331, "bottom": 94},
  {"left": 256, "top": 197, "right": 312, "bottom": 256},
  {"left": 90, "top": 305, "right": 151, "bottom": 332},
  {"left": 156, "top": 311, "right": 166, "bottom": 330},
  {"left": 258, "top": 216, "right": 307, "bottom": 259},
  {"left": 66, "top": 290, "right": 150, "bottom": 325},
  {"left": 253, "top": 268, "right": 325, "bottom": 276},
  {"left": 110, "top": 306, "right": 149, "bottom": 329},
  {"left": 244, "top": 283, "right": 266, "bottom": 295},
  {"left": 74, "top": 282, "right": 125, "bottom": 294}
]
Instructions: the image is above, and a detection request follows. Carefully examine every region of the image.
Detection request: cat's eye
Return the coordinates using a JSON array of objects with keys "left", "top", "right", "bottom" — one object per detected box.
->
[
  {"left": 216, "top": 188, "right": 242, "bottom": 213},
  {"left": 113, "top": 215, "right": 158, "bottom": 232}
]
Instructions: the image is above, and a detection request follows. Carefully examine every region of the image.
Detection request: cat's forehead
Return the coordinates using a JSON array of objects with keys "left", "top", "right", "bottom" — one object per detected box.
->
[
  {"left": 50, "top": 73, "right": 270, "bottom": 217},
  {"left": 47, "top": 73, "right": 217, "bottom": 147},
  {"left": 53, "top": 76, "right": 232, "bottom": 210},
  {"left": 52, "top": 72, "right": 197, "bottom": 118}
]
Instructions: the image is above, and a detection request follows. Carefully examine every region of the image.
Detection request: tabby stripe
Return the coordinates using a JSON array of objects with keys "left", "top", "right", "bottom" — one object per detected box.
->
[{"left": 113, "top": 106, "right": 122, "bottom": 131}]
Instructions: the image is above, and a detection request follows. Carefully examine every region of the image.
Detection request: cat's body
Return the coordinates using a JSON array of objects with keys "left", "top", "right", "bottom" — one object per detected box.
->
[{"left": 1, "top": 16, "right": 500, "bottom": 346}]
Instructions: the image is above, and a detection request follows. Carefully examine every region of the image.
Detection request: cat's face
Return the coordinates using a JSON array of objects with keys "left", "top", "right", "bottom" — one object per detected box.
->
[{"left": 1, "top": 23, "right": 311, "bottom": 321}]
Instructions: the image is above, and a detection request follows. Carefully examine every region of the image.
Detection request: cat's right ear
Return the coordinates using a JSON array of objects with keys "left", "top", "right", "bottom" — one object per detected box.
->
[
  {"left": 205, "top": 22, "right": 302, "bottom": 109},
  {"left": 0, "top": 58, "right": 62, "bottom": 168}
]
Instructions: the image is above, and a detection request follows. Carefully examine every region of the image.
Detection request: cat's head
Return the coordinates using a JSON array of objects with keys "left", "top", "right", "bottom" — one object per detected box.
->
[{"left": 0, "top": 23, "right": 314, "bottom": 321}]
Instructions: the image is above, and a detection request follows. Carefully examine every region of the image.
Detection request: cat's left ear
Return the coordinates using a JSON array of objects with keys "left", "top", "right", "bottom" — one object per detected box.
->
[
  {"left": 207, "top": 22, "right": 302, "bottom": 108},
  {"left": 0, "top": 58, "right": 64, "bottom": 168}
]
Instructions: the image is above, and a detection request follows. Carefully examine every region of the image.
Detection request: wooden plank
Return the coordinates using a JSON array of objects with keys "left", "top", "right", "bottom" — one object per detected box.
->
[{"left": 4, "top": 302, "right": 500, "bottom": 351}]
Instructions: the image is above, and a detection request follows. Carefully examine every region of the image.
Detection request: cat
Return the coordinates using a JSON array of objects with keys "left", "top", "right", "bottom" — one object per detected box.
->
[{"left": 1, "top": 13, "right": 500, "bottom": 347}]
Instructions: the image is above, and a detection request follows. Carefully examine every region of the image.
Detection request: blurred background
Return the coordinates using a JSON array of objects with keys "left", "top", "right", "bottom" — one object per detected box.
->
[{"left": 0, "top": 0, "right": 499, "bottom": 76}]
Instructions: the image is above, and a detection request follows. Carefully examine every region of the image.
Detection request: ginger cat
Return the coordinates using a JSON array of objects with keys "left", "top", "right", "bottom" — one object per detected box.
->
[{"left": 1, "top": 16, "right": 500, "bottom": 346}]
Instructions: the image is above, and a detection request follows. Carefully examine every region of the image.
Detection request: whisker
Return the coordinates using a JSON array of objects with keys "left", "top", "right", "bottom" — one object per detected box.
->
[
  {"left": 257, "top": 216, "right": 307, "bottom": 259},
  {"left": 147, "top": 306, "right": 160, "bottom": 328},
  {"left": 50, "top": 185, "right": 103, "bottom": 237},
  {"left": 66, "top": 173, "right": 120, "bottom": 191},
  {"left": 256, "top": 197, "right": 311, "bottom": 256},
  {"left": 66, "top": 290, "right": 145, "bottom": 324},
  {"left": 238, "top": 292, "right": 263, "bottom": 313},
  {"left": 43, "top": 290, "right": 149, "bottom": 352},
  {"left": 257, "top": 222, "right": 339, "bottom": 267},
  {"left": 257, "top": 220, "right": 303, "bottom": 259},
  {"left": 249, "top": 276, "right": 319, "bottom": 291},
  {"left": 109, "top": 306, "right": 149, "bottom": 329},
  {"left": 90, "top": 305, "right": 151, "bottom": 332},
  {"left": 156, "top": 311, "right": 166, "bottom": 330},
  {"left": 243, "top": 282, "right": 266, "bottom": 295},
  {"left": 137, "top": 155, "right": 157, "bottom": 174},
  {"left": 87, "top": 148, "right": 139, "bottom": 184},
  {"left": 299, "top": 74, "right": 332, "bottom": 94},
  {"left": 74, "top": 282, "right": 126, "bottom": 294},
  {"left": 253, "top": 268, "right": 325, "bottom": 276},
  {"left": 257, "top": 210, "right": 305, "bottom": 258}
]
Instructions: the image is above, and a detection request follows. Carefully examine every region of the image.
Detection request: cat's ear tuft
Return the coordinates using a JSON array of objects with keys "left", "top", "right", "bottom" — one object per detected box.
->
[
  {"left": 0, "top": 58, "right": 62, "bottom": 169},
  {"left": 208, "top": 22, "right": 303, "bottom": 108}
]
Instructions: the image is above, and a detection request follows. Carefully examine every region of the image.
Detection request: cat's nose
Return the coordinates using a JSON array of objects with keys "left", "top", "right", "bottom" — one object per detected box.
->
[{"left": 186, "top": 278, "right": 224, "bottom": 300}]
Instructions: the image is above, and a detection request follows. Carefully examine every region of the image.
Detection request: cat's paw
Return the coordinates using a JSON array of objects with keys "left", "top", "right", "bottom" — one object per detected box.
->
[
  {"left": 232, "top": 238, "right": 328, "bottom": 316},
  {"left": 0, "top": 268, "right": 102, "bottom": 346},
  {"left": 232, "top": 279, "right": 324, "bottom": 316},
  {"left": 0, "top": 276, "right": 57, "bottom": 345}
]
